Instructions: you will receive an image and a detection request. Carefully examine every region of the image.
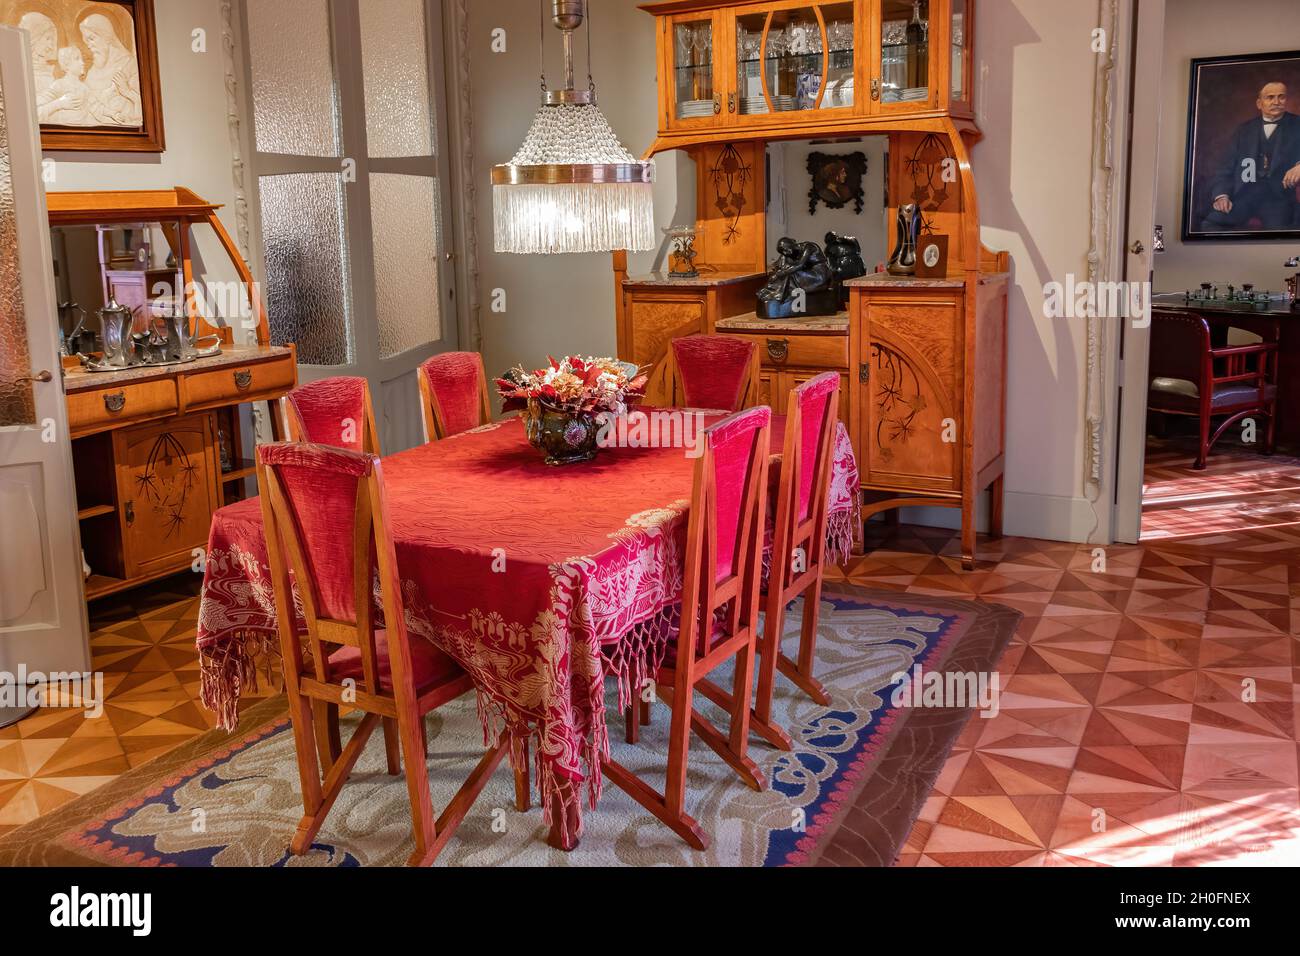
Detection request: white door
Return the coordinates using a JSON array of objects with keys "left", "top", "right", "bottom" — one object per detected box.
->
[
  {"left": 0, "top": 27, "right": 90, "bottom": 684},
  {"left": 239, "top": 0, "right": 459, "bottom": 454},
  {"left": 1113, "top": 0, "right": 1167, "bottom": 543}
]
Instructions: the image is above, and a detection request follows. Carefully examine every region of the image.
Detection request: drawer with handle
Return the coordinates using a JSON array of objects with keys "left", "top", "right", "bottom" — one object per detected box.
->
[
  {"left": 722, "top": 331, "right": 849, "bottom": 370},
  {"left": 181, "top": 355, "right": 296, "bottom": 411},
  {"left": 66, "top": 379, "right": 178, "bottom": 436}
]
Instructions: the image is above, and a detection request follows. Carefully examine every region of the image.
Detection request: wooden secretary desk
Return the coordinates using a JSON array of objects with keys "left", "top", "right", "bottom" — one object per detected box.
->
[
  {"left": 49, "top": 189, "right": 296, "bottom": 600},
  {"left": 616, "top": 0, "right": 1008, "bottom": 569}
]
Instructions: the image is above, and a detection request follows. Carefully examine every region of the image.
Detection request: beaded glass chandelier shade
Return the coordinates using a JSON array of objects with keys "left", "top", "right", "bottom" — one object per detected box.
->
[{"left": 492, "top": 1, "right": 655, "bottom": 255}]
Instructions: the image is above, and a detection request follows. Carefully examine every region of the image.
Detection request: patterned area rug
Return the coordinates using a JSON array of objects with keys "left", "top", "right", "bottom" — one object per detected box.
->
[{"left": 0, "top": 586, "right": 1018, "bottom": 867}]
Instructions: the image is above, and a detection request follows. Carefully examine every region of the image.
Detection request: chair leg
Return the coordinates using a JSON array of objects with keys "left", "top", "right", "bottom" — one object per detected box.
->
[
  {"left": 749, "top": 586, "right": 796, "bottom": 750},
  {"left": 398, "top": 710, "right": 437, "bottom": 867},
  {"left": 511, "top": 734, "right": 530, "bottom": 812},
  {"left": 1194, "top": 412, "right": 1211, "bottom": 470},
  {"left": 311, "top": 700, "right": 341, "bottom": 770},
  {"left": 662, "top": 674, "right": 694, "bottom": 824},
  {"left": 790, "top": 579, "right": 830, "bottom": 707},
  {"left": 726, "top": 634, "right": 760, "bottom": 782},
  {"left": 1264, "top": 407, "right": 1277, "bottom": 455},
  {"left": 640, "top": 695, "right": 652, "bottom": 726},
  {"left": 382, "top": 718, "right": 401, "bottom": 775},
  {"left": 624, "top": 702, "right": 640, "bottom": 744},
  {"left": 286, "top": 692, "right": 324, "bottom": 854},
  {"left": 292, "top": 712, "right": 379, "bottom": 855}
]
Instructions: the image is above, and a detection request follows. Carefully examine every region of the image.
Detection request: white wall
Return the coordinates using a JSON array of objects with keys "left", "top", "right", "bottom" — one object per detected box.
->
[
  {"left": 41, "top": 0, "right": 245, "bottom": 329},
  {"left": 1152, "top": 0, "right": 1300, "bottom": 294},
  {"left": 766, "top": 136, "right": 889, "bottom": 269}
]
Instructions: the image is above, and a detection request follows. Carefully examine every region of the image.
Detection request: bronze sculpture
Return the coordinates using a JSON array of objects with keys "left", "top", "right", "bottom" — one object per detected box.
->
[{"left": 757, "top": 237, "right": 839, "bottom": 319}]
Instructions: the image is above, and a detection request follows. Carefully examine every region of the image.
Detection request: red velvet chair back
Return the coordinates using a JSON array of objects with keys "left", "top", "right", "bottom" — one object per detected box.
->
[
  {"left": 790, "top": 372, "right": 840, "bottom": 524},
  {"left": 679, "top": 406, "right": 771, "bottom": 662},
  {"left": 284, "top": 376, "right": 380, "bottom": 454},
  {"left": 257, "top": 442, "right": 405, "bottom": 701},
  {"left": 418, "top": 352, "right": 491, "bottom": 440},
  {"left": 670, "top": 335, "right": 757, "bottom": 412},
  {"left": 1149, "top": 313, "right": 1209, "bottom": 389},
  {"left": 770, "top": 372, "right": 840, "bottom": 596}
]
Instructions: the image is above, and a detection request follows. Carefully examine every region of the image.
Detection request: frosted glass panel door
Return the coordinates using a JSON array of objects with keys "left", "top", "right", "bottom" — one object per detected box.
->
[{"left": 241, "top": 0, "right": 455, "bottom": 452}]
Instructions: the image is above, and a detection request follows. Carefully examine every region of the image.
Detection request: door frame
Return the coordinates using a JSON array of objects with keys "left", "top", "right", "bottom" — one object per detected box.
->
[
  {"left": 1112, "top": 0, "right": 1168, "bottom": 543},
  {"left": 0, "top": 27, "right": 90, "bottom": 678}
]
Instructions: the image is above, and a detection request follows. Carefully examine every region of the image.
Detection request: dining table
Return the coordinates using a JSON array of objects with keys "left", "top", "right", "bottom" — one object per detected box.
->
[{"left": 196, "top": 410, "right": 860, "bottom": 848}]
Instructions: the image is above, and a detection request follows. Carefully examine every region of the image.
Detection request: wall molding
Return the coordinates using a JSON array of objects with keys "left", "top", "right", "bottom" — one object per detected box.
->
[
  {"left": 446, "top": 0, "right": 482, "bottom": 353},
  {"left": 219, "top": 1, "right": 251, "bottom": 265},
  {"left": 1084, "top": 0, "right": 1121, "bottom": 508}
]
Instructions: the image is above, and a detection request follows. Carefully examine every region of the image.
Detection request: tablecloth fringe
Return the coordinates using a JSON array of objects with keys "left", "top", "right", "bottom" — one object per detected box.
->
[
  {"left": 605, "top": 605, "right": 676, "bottom": 715},
  {"left": 826, "top": 501, "right": 859, "bottom": 567},
  {"left": 199, "top": 630, "right": 270, "bottom": 732}
]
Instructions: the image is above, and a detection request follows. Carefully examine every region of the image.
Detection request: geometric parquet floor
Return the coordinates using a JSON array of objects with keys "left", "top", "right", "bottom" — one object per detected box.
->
[
  {"left": 0, "top": 577, "right": 276, "bottom": 839},
  {"left": 3, "top": 480, "right": 1298, "bottom": 864},
  {"left": 832, "top": 497, "right": 1300, "bottom": 865}
]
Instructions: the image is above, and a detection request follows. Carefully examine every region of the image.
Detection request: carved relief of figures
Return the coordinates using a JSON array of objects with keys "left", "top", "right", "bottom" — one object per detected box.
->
[{"left": 12, "top": 4, "right": 144, "bottom": 129}]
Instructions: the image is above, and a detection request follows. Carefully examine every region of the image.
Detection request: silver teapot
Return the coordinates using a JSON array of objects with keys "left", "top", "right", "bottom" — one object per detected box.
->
[{"left": 98, "top": 299, "right": 136, "bottom": 368}]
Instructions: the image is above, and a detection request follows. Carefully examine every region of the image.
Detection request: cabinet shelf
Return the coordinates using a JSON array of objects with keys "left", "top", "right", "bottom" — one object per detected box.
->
[
  {"left": 221, "top": 459, "right": 256, "bottom": 483},
  {"left": 77, "top": 504, "right": 116, "bottom": 521}
]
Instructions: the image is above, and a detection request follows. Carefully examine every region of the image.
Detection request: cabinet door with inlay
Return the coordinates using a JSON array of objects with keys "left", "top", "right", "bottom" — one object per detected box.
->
[
  {"left": 859, "top": 294, "right": 963, "bottom": 493},
  {"left": 114, "top": 413, "right": 221, "bottom": 579}
]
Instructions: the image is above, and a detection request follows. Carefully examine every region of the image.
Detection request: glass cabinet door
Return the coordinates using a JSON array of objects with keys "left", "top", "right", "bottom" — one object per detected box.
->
[
  {"left": 670, "top": 15, "right": 718, "bottom": 125},
  {"left": 734, "top": 2, "right": 858, "bottom": 119},
  {"left": 949, "top": 0, "right": 971, "bottom": 110},
  {"left": 878, "top": 0, "right": 933, "bottom": 108}
]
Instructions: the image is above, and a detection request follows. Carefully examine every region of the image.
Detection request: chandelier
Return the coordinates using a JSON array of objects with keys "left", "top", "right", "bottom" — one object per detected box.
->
[{"left": 492, "top": 0, "right": 656, "bottom": 255}]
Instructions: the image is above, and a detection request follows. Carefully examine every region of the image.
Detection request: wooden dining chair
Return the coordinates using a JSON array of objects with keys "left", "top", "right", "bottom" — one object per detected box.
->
[
  {"left": 282, "top": 376, "right": 381, "bottom": 454},
  {"left": 257, "top": 442, "right": 514, "bottom": 865},
  {"left": 645, "top": 335, "right": 760, "bottom": 412},
  {"left": 603, "top": 406, "right": 772, "bottom": 851},
  {"left": 1147, "top": 311, "right": 1278, "bottom": 469},
  {"left": 418, "top": 352, "right": 493, "bottom": 441},
  {"left": 751, "top": 371, "right": 840, "bottom": 747}
]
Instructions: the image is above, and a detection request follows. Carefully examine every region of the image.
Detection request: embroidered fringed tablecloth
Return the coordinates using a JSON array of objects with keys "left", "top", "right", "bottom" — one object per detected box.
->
[{"left": 197, "top": 415, "right": 859, "bottom": 839}]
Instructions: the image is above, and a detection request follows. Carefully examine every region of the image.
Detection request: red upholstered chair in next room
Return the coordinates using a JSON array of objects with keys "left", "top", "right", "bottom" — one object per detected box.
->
[
  {"left": 647, "top": 335, "right": 760, "bottom": 412},
  {"left": 1147, "top": 311, "right": 1277, "bottom": 469},
  {"left": 257, "top": 443, "right": 520, "bottom": 865},
  {"left": 417, "top": 352, "right": 493, "bottom": 441},
  {"left": 283, "top": 376, "right": 382, "bottom": 454},
  {"left": 604, "top": 406, "right": 772, "bottom": 851}
]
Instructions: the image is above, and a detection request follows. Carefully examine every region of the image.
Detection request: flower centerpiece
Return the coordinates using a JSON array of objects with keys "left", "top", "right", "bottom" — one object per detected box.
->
[{"left": 496, "top": 356, "right": 647, "bottom": 465}]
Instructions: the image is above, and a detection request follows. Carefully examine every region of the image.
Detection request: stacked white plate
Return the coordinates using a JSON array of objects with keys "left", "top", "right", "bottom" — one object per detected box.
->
[
  {"left": 882, "top": 86, "right": 928, "bottom": 103},
  {"left": 678, "top": 98, "right": 715, "bottom": 119}
]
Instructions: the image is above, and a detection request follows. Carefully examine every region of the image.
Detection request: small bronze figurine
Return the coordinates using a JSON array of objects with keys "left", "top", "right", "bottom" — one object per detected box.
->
[
  {"left": 825, "top": 231, "right": 867, "bottom": 306},
  {"left": 757, "top": 237, "right": 839, "bottom": 319},
  {"left": 887, "top": 203, "right": 923, "bottom": 276}
]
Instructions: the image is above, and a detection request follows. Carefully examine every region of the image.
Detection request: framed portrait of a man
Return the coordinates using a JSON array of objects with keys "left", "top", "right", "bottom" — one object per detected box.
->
[
  {"left": 1, "top": 0, "right": 164, "bottom": 152},
  {"left": 1182, "top": 50, "right": 1300, "bottom": 241}
]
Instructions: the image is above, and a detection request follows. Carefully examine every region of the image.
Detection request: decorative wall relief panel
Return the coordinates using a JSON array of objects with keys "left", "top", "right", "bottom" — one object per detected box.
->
[{"left": 0, "top": 73, "right": 36, "bottom": 428}]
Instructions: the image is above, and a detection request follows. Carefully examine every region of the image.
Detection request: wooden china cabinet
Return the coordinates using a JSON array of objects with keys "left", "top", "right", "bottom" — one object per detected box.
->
[
  {"left": 49, "top": 189, "right": 296, "bottom": 600},
  {"left": 616, "top": 0, "right": 1008, "bottom": 569}
]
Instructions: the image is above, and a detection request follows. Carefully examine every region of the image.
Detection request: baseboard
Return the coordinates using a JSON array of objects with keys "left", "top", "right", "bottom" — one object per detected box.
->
[{"left": 878, "top": 491, "right": 1105, "bottom": 544}]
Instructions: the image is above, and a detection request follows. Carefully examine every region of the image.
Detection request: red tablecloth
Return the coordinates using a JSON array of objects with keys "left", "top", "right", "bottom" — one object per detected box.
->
[{"left": 196, "top": 414, "right": 859, "bottom": 837}]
